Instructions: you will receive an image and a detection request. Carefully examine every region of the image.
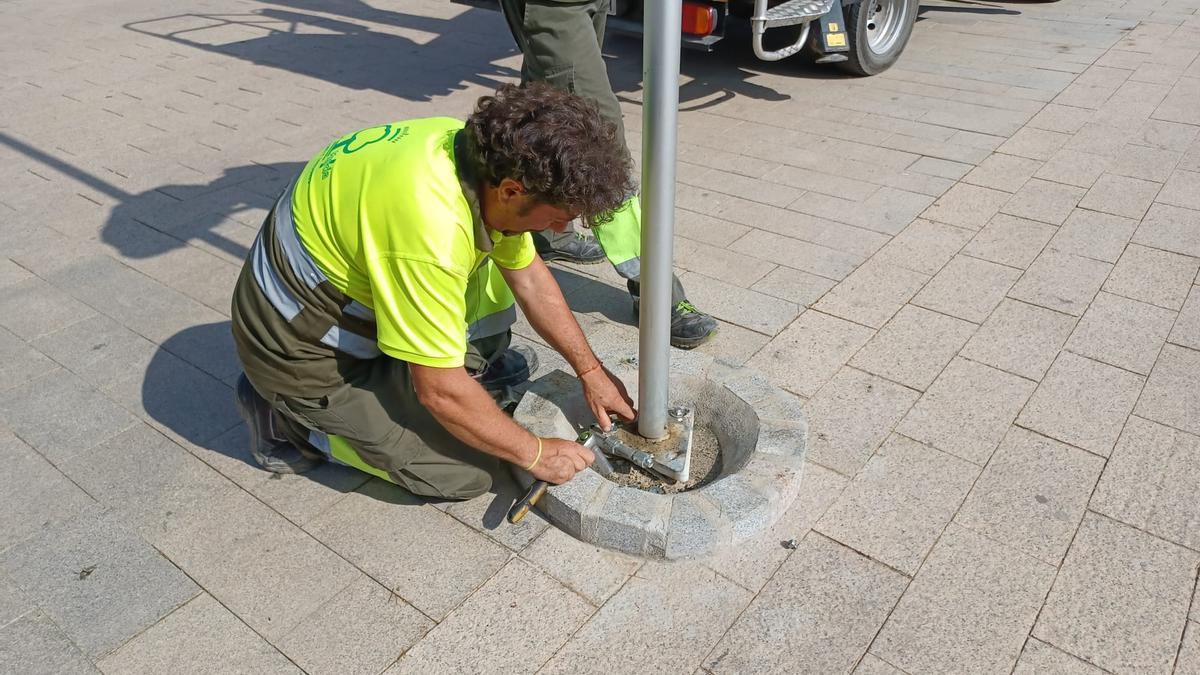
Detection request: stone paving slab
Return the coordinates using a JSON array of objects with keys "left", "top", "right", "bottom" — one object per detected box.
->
[
  {"left": 816, "top": 434, "right": 979, "bottom": 575},
  {"left": 1033, "top": 512, "right": 1200, "bottom": 674},
  {"left": 707, "top": 533, "right": 907, "bottom": 674},
  {"left": 97, "top": 594, "right": 299, "bottom": 675},
  {"left": 871, "top": 524, "right": 1056, "bottom": 674},
  {"left": 0, "top": 611, "right": 99, "bottom": 675},
  {"left": 0, "top": 509, "right": 198, "bottom": 658}
]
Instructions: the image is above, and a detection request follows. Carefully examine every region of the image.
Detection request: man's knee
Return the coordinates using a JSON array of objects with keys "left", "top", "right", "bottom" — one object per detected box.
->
[{"left": 396, "top": 464, "right": 493, "bottom": 501}]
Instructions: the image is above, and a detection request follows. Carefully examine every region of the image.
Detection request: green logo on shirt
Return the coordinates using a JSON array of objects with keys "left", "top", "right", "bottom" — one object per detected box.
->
[{"left": 316, "top": 124, "right": 411, "bottom": 179}]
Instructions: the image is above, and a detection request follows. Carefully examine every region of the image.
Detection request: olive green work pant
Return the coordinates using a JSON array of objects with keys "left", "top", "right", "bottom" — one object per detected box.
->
[{"left": 263, "top": 333, "right": 511, "bottom": 501}]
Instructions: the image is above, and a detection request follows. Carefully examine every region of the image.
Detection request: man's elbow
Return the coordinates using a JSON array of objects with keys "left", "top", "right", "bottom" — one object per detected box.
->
[{"left": 411, "top": 367, "right": 461, "bottom": 415}]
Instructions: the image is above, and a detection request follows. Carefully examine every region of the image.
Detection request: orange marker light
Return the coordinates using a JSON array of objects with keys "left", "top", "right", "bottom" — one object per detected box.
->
[{"left": 681, "top": 1, "right": 717, "bottom": 36}]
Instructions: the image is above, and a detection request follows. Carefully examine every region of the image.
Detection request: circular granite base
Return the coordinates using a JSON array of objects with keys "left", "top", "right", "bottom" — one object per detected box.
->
[{"left": 511, "top": 350, "right": 808, "bottom": 560}]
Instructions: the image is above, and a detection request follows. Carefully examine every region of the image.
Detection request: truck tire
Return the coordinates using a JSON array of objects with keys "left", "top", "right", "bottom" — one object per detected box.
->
[{"left": 840, "top": 0, "right": 918, "bottom": 76}]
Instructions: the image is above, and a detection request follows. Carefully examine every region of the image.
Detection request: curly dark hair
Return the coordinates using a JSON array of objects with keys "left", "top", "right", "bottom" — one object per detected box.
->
[{"left": 464, "top": 82, "right": 634, "bottom": 224}]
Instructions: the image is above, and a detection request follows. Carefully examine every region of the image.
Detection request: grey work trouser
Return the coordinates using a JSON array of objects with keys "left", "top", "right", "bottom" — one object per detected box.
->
[{"left": 264, "top": 333, "right": 510, "bottom": 501}]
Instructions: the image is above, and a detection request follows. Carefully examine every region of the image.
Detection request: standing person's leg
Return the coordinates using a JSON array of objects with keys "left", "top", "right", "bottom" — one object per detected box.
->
[{"left": 499, "top": 0, "right": 718, "bottom": 348}]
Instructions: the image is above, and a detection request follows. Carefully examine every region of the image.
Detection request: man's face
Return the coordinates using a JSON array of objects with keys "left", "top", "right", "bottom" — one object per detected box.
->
[{"left": 487, "top": 178, "right": 578, "bottom": 236}]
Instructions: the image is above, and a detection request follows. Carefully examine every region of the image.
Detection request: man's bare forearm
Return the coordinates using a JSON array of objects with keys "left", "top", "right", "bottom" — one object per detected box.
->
[
  {"left": 411, "top": 365, "right": 538, "bottom": 466},
  {"left": 502, "top": 257, "right": 600, "bottom": 375}
]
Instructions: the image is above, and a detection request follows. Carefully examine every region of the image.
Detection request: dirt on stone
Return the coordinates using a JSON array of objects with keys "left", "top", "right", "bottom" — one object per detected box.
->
[{"left": 604, "top": 422, "right": 722, "bottom": 493}]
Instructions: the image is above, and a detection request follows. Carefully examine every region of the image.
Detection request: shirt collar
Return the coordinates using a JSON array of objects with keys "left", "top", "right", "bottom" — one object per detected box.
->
[{"left": 452, "top": 129, "right": 493, "bottom": 253}]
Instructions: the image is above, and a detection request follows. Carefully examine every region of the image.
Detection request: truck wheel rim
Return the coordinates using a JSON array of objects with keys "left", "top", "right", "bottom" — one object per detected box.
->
[{"left": 865, "top": 0, "right": 909, "bottom": 55}]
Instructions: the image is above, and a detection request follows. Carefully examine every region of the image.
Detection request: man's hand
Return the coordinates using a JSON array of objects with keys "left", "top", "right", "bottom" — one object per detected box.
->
[
  {"left": 581, "top": 365, "right": 636, "bottom": 431},
  {"left": 531, "top": 437, "right": 596, "bottom": 484}
]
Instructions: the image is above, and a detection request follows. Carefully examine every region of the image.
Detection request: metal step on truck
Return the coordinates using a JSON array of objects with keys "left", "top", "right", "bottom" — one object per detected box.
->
[{"left": 608, "top": 0, "right": 919, "bottom": 75}]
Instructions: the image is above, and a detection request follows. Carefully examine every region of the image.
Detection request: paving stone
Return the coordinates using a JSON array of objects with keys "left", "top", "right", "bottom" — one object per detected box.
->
[
  {"left": 1157, "top": 169, "right": 1200, "bottom": 210},
  {"left": 1172, "top": 285, "right": 1200, "bottom": 350},
  {"left": 816, "top": 434, "right": 978, "bottom": 574},
  {"left": 912, "top": 254, "right": 1022, "bottom": 323},
  {"left": 872, "top": 524, "right": 1056, "bottom": 674},
  {"left": 520, "top": 526, "right": 641, "bottom": 606},
  {"left": 1136, "top": 344, "right": 1200, "bottom": 437},
  {"left": 1092, "top": 415, "right": 1200, "bottom": 550},
  {"left": 1051, "top": 208, "right": 1139, "bottom": 263},
  {"left": 1019, "top": 351, "right": 1144, "bottom": 456},
  {"left": 0, "top": 277, "right": 95, "bottom": 341},
  {"left": 30, "top": 314, "right": 157, "bottom": 390},
  {"left": 706, "top": 462, "right": 848, "bottom": 592},
  {"left": 811, "top": 260, "right": 929, "bottom": 329},
  {"left": 0, "top": 426, "right": 94, "bottom": 556},
  {"left": 1066, "top": 291, "right": 1176, "bottom": 374},
  {"left": 803, "top": 368, "right": 919, "bottom": 476},
  {"left": 960, "top": 299, "right": 1077, "bottom": 380},
  {"left": 0, "top": 258, "right": 30, "bottom": 288},
  {"left": 1065, "top": 122, "right": 1130, "bottom": 157},
  {"left": 729, "top": 228, "right": 865, "bottom": 281},
  {"left": 278, "top": 576, "right": 430, "bottom": 674},
  {"left": 1013, "top": 638, "right": 1106, "bottom": 674},
  {"left": 0, "top": 509, "right": 198, "bottom": 658},
  {"left": 963, "top": 153, "right": 1043, "bottom": 192},
  {"left": 1027, "top": 104, "right": 1093, "bottom": 134},
  {"left": 871, "top": 218, "right": 974, "bottom": 276},
  {"left": 58, "top": 423, "right": 246, "bottom": 538},
  {"left": 921, "top": 182, "right": 1013, "bottom": 231},
  {"left": 850, "top": 304, "right": 975, "bottom": 392},
  {"left": 149, "top": 484, "right": 362, "bottom": 643},
  {"left": 102, "top": 347, "right": 239, "bottom": 448},
  {"left": 1034, "top": 149, "right": 1113, "bottom": 188},
  {"left": 42, "top": 254, "right": 224, "bottom": 346},
  {"left": 1108, "top": 144, "right": 1182, "bottom": 182},
  {"left": 964, "top": 213, "right": 1057, "bottom": 269},
  {"left": 750, "top": 265, "right": 836, "bottom": 306},
  {"left": 706, "top": 533, "right": 906, "bottom": 674},
  {"left": 908, "top": 156, "right": 972, "bottom": 180},
  {"left": 1178, "top": 622, "right": 1200, "bottom": 675},
  {"left": 98, "top": 594, "right": 299, "bottom": 674},
  {"left": 673, "top": 235, "right": 776, "bottom": 289},
  {"left": 1033, "top": 513, "right": 1200, "bottom": 674},
  {"left": 391, "top": 558, "right": 591, "bottom": 674},
  {"left": 1009, "top": 248, "right": 1113, "bottom": 316},
  {"left": 1078, "top": 173, "right": 1163, "bottom": 219},
  {"left": 305, "top": 479, "right": 511, "bottom": 621},
  {"left": 854, "top": 653, "right": 903, "bottom": 674},
  {"left": 1104, "top": 243, "right": 1200, "bottom": 310},
  {"left": 1001, "top": 178, "right": 1086, "bottom": 225},
  {"left": 678, "top": 271, "right": 800, "bottom": 336},
  {"left": 898, "top": 357, "right": 1035, "bottom": 465},
  {"left": 1135, "top": 203, "right": 1200, "bottom": 258},
  {"left": 175, "top": 419, "right": 371, "bottom": 526},
  {"left": 0, "top": 368, "right": 138, "bottom": 465},
  {"left": 1132, "top": 119, "right": 1200, "bottom": 153},
  {"left": 997, "top": 127, "right": 1072, "bottom": 161},
  {"left": 0, "top": 327, "right": 55, "bottom": 393},
  {"left": 0, "top": 611, "right": 98, "bottom": 675},
  {"left": 748, "top": 310, "right": 874, "bottom": 398},
  {"left": 955, "top": 427, "right": 1104, "bottom": 564},
  {"left": 545, "top": 566, "right": 751, "bottom": 674}
]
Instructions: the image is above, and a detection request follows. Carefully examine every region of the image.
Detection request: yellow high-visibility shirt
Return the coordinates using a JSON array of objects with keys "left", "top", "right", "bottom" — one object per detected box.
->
[{"left": 290, "top": 117, "right": 534, "bottom": 368}]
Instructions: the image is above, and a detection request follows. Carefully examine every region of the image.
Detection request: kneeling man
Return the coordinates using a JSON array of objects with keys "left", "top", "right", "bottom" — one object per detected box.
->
[{"left": 232, "top": 83, "right": 636, "bottom": 500}]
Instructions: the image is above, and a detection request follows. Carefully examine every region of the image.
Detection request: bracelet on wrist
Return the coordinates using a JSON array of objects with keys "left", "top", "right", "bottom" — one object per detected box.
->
[
  {"left": 525, "top": 436, "right": 543, "bottom": 471},
  {"left": 577, "top": 361, "right": 603, "bottom": 379}
]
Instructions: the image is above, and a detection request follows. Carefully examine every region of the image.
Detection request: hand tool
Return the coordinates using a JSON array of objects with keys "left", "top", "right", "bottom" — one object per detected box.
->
[{"left": 507, "top": 428, "right": 617, "bottom": 524}]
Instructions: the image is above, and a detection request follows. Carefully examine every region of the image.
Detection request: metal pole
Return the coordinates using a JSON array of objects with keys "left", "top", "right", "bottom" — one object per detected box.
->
[{"left": 637, "top": 0, "right": 682, "bottom": 441}]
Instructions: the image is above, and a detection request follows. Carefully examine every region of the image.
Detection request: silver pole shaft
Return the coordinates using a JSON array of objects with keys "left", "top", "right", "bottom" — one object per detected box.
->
[{"left": 637, "top": 0, "right": 681, "bottom": 441}]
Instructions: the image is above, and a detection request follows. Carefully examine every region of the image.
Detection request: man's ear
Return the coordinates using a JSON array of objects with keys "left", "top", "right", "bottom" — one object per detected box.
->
[{"left": 497, "top": 177, "right": 525, "bottom": 204}]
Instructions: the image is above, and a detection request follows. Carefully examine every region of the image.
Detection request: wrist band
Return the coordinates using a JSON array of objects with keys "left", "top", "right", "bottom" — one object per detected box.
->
[
  {"left": 577, "top": 361, "right": 603, "bottom": 378},
  {"left": 525, "top": 436, "right": 543, "bottom": 471}
]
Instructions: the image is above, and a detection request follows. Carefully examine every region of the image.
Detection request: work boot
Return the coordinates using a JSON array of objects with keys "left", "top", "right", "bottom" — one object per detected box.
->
[
  {"left": 534, "top": 229, "right": 606, "bottom": 264},
  {"left": 471, "top": 344, "right": 540, "bottom": 392},
  {"left": 629, "top": 281, "right": 719, "bottom": 350},
  {"left": 235, "top": 373, "right": 322, "bottom": 475}
]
